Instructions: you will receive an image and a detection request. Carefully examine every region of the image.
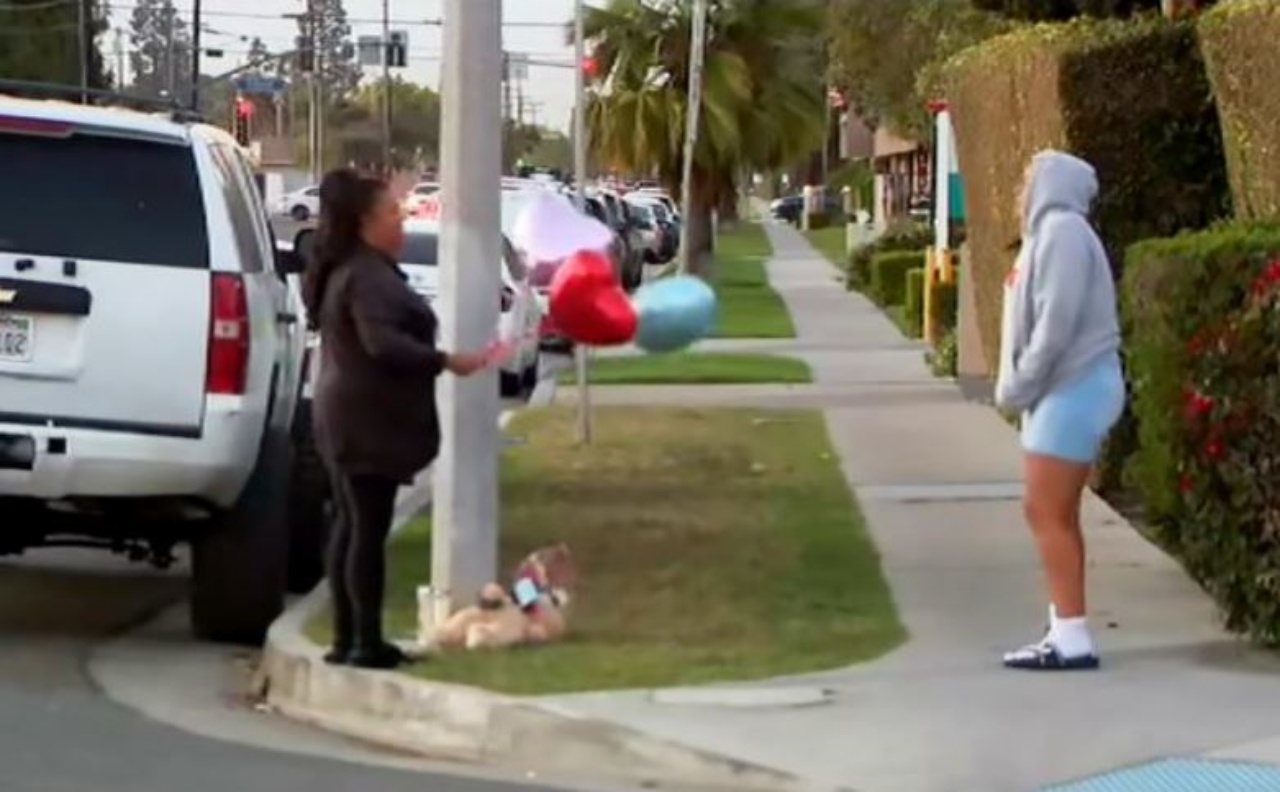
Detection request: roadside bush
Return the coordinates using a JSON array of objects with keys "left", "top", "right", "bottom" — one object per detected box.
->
[
  {"left": 925, "top": 330, "right": 958, "bottom": 378},
  {"left": 870, "top": 250, "right": 925, "bottom": 308},
  {"left": 1199, "top": 0, "right": 1280, "bottom": 222},
  {"left": 904, "top": 268, "right": 925, "bottom": 337},
  {"left": 846, "top": 221, "right": 933, "bottom": 291},
  {"left": 945, "top": 15, "right": 1230, "bottom": 374},
  {"left": 928, "top": 278, "right": 959, "bottom": 336},
  {"left": 1123, "top": 222, "right": 1280, "bottom": 643}
]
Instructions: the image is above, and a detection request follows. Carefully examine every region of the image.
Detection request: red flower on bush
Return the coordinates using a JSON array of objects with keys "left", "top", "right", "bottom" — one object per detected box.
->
[
  {"left": 1251, "top": 258, "right": 1280, "bottom": 298},
  {"left": 1179, "top": 472, "right": 1195, "bottom": 493},
  {"left": 1182, "top": 389, "right": 1215, "bottom": 421},
  {"left": 1205, "top": 437, "right": 1225, "bottom": 460}
]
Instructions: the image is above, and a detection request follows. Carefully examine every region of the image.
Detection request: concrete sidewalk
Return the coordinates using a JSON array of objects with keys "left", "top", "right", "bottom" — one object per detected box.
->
[{"left": 543, "top": 223, "right": 1280, "bottom": 791}]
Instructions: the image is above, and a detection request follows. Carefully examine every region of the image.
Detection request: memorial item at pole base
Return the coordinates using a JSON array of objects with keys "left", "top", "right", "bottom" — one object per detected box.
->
[
  {"left": 632, "top": 275, "right": 718, "bottom": 353},
  {"left": 423, "top": 544, "right": 577, "bottom": 651},
  {"left": 548, "top": 249, "right": 638, "bottom": 346}
]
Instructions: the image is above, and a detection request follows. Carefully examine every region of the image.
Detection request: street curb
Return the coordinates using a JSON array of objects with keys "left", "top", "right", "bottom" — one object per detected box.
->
[{"left": 260, "top": 376, "right": 822, "bottom": 792}]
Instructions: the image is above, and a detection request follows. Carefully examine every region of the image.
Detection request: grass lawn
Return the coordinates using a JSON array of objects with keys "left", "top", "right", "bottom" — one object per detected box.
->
[
  {"left": 712, "top": 223, "right": 795, "bottom": 339},
  {"left": 557, "top": 352, "right": 811, "bottom": 386},
  {"left": 805, "top": 226, "right": 847, "bottom": 270},
  {"left": 312, "top": 406, "right": 904, "bottom": 695}
]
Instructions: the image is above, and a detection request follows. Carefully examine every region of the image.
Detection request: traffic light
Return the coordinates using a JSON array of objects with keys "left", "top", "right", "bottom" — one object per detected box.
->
[
  {"left": 582, "top": 53, "right": 600, "bottom": 79},
  {"left": 233, "top": 97, "right": 253, "bottom": 147}
]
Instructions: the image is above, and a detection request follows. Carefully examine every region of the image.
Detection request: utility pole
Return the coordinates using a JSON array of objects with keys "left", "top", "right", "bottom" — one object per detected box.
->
[
  {"left": 381, "top": 0, "right": 392, "bottom": 175},
  {"left": 114, "top": 28, "right": 126, "bottom": 91},
  {"left": 677, "top": 0, "right": 709, "bottom": 274},
  {"left": 77, "top": 0, "right": 88, "bottom": 101},
  {"left": 572, "top": 0, "right": 592, "bottom": 444},
  {"left": 164, "top": 1, "right": 176, "bottom": 97},
  {"left": 431, "top": 0, "right": 503, "bottom": 615},
  {"left": 189, "top": 0, "right": 202, "bottom": 109}
]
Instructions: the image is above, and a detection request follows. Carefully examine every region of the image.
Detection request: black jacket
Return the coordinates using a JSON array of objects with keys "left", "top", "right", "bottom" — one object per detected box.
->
[{"left": 312, "top": 245, "right": 446, "bottom": 483}]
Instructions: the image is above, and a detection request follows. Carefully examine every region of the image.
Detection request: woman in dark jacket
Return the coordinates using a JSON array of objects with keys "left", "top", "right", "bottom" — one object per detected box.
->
[{"left": 304, "top": 169, "right": 489, "bottom": 670}]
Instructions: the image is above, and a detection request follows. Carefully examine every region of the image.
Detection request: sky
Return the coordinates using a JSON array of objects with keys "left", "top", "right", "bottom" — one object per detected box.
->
[{"left": 105, "top": 0, "right": 582, "bottom": 131}]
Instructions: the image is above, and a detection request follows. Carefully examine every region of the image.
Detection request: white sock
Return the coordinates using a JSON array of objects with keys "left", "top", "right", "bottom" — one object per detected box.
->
[{"left": 1048, "top": 614, "right": 1095, "bottom": 658}]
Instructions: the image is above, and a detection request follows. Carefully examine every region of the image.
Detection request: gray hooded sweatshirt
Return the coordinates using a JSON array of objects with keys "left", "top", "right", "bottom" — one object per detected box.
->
[{"left": 995, "top": 150, "right": 1120, "bottom": 412}]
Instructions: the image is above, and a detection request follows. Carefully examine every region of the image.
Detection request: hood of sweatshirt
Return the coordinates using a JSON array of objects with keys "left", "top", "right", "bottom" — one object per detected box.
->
[{"left": 1022, "top": 150, "right": 1098, "bottom": 237}]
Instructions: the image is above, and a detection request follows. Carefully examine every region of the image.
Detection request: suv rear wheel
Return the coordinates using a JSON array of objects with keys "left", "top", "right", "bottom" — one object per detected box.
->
[{"left": 190, "top": 428, "right": 291, "bottom": 645}]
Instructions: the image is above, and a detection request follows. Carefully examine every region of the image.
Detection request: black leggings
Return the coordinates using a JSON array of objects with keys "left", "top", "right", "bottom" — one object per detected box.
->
[{"left": 326, "top": 471, "right": 399, "bottom": 649}]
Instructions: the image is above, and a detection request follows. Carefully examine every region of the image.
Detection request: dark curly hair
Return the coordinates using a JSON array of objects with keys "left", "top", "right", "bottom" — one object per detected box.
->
[{"left": 301, "top": 168, "right": 387, "bottom": 329}]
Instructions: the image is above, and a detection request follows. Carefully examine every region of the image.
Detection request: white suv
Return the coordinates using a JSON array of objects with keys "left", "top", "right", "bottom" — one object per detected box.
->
[{"left": 0, "top": 87, "right": 315, "bottom": 644}]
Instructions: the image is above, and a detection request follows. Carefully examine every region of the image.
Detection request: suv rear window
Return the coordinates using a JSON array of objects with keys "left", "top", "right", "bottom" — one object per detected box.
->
[
  {"left": 402, "top": 232, "right": 439, "bottom": 266},
  {"left": 0, "top": 132, "right": 209, "bottom": 268}
]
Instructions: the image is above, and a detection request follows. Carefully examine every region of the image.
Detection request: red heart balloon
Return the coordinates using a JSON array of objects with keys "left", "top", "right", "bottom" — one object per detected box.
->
[{"left": 548, "top": 250, "right": 638, "bottom": 346}]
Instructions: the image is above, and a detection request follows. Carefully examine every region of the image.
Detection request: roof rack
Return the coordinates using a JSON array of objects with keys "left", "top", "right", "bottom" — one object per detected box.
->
[{"left": 0, "top": 80, "right": 206, "bottom": 124}]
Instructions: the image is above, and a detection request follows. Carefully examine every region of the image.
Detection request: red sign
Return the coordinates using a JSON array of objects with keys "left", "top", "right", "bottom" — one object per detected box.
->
[{"left": 235, "top": 97, "right": 255, "bottom": 118}]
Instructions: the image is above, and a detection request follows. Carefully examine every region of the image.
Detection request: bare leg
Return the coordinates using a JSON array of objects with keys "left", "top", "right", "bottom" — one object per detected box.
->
[{"left": 1023, "top": 452, "right": 1092, "bottom": 618}]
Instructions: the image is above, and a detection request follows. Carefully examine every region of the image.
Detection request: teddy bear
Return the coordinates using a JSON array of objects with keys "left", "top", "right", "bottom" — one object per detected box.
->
[{"left": 422, "top": 544, "right": 576, "bottom": 652}]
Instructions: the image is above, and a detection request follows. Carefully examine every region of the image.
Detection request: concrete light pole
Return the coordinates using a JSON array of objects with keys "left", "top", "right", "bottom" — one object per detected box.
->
[
  {"left": 572, "top": 0, "right": 592, "bottom": 444},
  {"left": 431, "top": 0, "right": 503, "bottom": 614},
  {"left": 676, "top": 0, "right": 709, "bottom": 274}
]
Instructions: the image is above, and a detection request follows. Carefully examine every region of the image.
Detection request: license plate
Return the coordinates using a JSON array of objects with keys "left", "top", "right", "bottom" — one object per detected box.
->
[{"left": 0, "top": 314, "right": 33, "bottom": 363}]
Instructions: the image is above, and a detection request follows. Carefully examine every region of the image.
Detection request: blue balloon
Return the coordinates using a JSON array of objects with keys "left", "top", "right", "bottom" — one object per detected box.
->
[{"left": 632, "top": 275, "right": 718, "bottom": 353}]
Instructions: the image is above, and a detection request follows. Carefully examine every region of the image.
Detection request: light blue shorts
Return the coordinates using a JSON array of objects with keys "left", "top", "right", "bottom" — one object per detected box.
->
[{"left": 1021, "top": 355, "right": 1125, "bottom": 464}]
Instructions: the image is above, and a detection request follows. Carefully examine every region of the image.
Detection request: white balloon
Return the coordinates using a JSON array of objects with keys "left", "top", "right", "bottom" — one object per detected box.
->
[{"left": 511, "top": 191, "right": 614, "bottom": 262}]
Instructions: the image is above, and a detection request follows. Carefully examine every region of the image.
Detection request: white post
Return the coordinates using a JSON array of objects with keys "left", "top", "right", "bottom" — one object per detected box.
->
[
  {"left": 572, "top": 0, "right": 592, "bottom": 445},
  {"left": 934, "top": 109, "right": 953, "bottom": 258},
  {"left": 432, "top": 0, "right": 503, "bottom": 612},
  {"left": 676, "top": 0, "right": 709, "bottom": 274}
]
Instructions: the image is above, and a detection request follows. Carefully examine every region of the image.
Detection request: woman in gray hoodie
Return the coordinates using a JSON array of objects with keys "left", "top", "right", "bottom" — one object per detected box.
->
[{"left": 995, "top": 150, "right": 1124, "bottom": 671}]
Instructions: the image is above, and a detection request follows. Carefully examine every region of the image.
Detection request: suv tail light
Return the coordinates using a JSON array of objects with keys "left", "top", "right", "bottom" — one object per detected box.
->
[
  {"left": 500, "top": 285, "right": 515, "bottom": 312},
  {"left": 207, "top": 274, "right": 250, "bottom": 395}
]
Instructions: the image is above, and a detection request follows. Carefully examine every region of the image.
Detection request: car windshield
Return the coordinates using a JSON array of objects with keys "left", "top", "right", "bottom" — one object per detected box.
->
[
  {"left": 401, "top": 232, "right": 439, "bottom": 266},
  {"left": 0, "top": 131, "right": 209, "bottom": 268}
]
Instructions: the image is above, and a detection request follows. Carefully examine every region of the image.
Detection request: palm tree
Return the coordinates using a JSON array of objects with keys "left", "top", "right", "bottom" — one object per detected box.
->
[{"left": 579, "top": 0, "right": 827, "bottom": 274}]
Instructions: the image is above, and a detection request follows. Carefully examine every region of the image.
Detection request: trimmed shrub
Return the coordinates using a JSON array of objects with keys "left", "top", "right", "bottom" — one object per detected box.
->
[
  {"left": 1199, "top": 0, "right": 1280, "bottom": 222},
  {"left": 945, "top": 15, "right": 1231, "bottom": 374},
  {"left": 870, "top": 250, "right": 925, "bottom": 308},
  {"left": 928, "top": 279, "right": 959, "bottom": 336},
  {"left": 1122, "top": 222, "right": 1280, "bottom": 642},
  {"left": 846, "top": 221, "right": 933, "bottom": 291},
  {"left": 925, "top": 330, "right": 958, "bottom": 378},
  {"left": 904, "top": 268, "right": 925, "bottom": 337}
]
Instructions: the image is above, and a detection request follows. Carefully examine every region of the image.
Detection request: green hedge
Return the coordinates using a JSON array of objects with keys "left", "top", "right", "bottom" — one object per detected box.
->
[
  {"left": 904, "top": 268, "right": 925, "bottom": 337},
  {"left": 1123, "top": 222, "right": 1280, "bottom": 643},
  {"left": 870, "top": 250, "right": 925, "bottom": 307},
  {"left": 945, "top": 15, "right": 1231, "bottom": 375},
  {"left": 1199, "top": 0, "right": 1280, "bottom": 221},
  {"left": 846, "top": 222, "right": 933, "bottom": 291},
  {"left": 928, "top": 279, "right": 959, "bottom": 336}
]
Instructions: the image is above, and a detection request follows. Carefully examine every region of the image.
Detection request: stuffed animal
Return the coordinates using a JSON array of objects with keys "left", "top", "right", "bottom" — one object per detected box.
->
[{"left": 423, "top": 544, "right": 577, "bottom": 652}]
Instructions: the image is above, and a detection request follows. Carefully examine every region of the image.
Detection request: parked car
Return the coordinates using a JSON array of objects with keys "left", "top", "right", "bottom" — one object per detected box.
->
[
  {"left": 401, "top": 181, "right": 439, "bottom": 216},
  {"left": 279, "top": 185, "right": 320, "bottom": 221},
  {"left": 649, "top": 200, "right": 681, "bottom": 259},
  {"left": 0, "top": 85, "right": 314, "bottom": 645},
  {"left": 290, "top": 218, "right": 543, "bottom": 398},
  {"left": 769, "top": 194, "right": 804, "bottom": 224},
  {"left": 591, "top": 188, "right": 645, "bottom": 289},
  {"left": 623, "top": 199, "right": 667, "bottom": 263}
]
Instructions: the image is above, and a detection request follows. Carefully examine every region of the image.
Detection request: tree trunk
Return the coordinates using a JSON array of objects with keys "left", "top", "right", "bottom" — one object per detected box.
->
[
  {"left": 716, "top": 171, "right": 740, "bottom": 225},
  {"left": 684, "top": 173, "right": 717, "bottom": 279}
]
